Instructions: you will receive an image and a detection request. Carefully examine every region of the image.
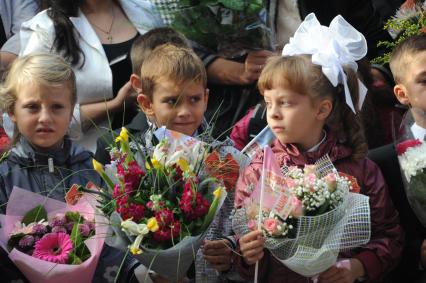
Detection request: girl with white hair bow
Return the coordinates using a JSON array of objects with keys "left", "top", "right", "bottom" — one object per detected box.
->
[{"left": 234, "top": 13, "right": 403, "bottom": 283}]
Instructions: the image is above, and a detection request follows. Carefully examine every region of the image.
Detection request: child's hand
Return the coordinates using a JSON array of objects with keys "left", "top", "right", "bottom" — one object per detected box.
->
[
  {"left": 239, "top": 230, "right": 265, "bottom": 265},
  {"left": 317, "top": 259, "right": 365, "bottom": 283},
  {"left": 203, "top": 239, "right": 233, "bottom": 272}
]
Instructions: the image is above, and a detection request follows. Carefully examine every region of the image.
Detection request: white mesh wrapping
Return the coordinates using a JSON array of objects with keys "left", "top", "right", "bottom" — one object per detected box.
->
[{"left": 233, "top": 192, "right": 371, "bottom": 276}]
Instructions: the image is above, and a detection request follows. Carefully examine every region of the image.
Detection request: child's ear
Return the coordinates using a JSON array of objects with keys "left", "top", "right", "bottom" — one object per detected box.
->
[
  {"left": 130, "top": 74, "right": 142, "bottom": 94},
  {"left": 8, "top": 111, "right": 16, "bottom": 123},
  {"left": 317, "top": 99, "right": 332, "bottom": 120},
  {"left": 136, "top": 93, "right": 155, "bottom": 116},
  {"left": 394, "top": 84, "right": 410, "bottom": 105}
]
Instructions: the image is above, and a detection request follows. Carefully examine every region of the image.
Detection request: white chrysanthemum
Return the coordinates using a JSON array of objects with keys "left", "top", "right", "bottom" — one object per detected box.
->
[{"left": 398, "top": 142, "right": 426, "bottom": 181}]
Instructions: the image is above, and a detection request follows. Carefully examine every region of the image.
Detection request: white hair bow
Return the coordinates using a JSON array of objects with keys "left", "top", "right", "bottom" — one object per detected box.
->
[{"left": 282, "top": 13, "right": 368, "bottom": 113}]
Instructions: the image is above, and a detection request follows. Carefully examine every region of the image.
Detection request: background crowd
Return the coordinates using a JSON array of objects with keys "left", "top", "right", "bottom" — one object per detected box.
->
[{"left": 1, "top": 0, "right": 425, "bottom": 283}]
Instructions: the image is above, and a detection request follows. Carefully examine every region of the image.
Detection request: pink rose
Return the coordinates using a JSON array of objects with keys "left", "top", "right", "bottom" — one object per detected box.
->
[
  {"left": 325, "top": 173, "right": 337, "bottom": 192},
  {"left": 263, "top": 218, "right": 279, "bottom": 235},
  {"left": 290, "top": 197, "right": 304, "bottom": 217},
  {"left": 247, "top": 219, "right": 257, "bottom": 231},
  {"left": 305, "top": 173, "right": 317, "bottom": 187},
  {"left": 285, "top": 177, "right": 297, "bottom": 189}
]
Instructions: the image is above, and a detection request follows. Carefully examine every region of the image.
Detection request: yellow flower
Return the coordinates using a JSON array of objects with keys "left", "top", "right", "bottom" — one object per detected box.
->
[
  {"left": 130, "top": 246, "right": 142, "bottom": 255},
  {"left": 177, "top": 158, "right": 189, "bottom": 172},
  {"left": 92, "top": 159, "right": 104, "bottom": 174},
  {"left": 129, "top": 234, "right": 144, "bottom": 255},
  {"left": 147, "top": 217, "right": 159, "bottom": 232},
  {"left": 115, "top": 127, "right": 129, "bottom": 143},
  {"left": 151, "top": 158, "right": 160, "bottom": 169},
  {"left": 213, "top": 187, "right": 223, "bottom": 198}
]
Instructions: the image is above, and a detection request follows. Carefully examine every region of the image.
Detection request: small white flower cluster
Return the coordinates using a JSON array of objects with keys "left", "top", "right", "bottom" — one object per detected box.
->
[
  {"left": 328, "top": 178, "right": 350, "bottom": 209},
  {"left": 295, "top": 179, "right": 330, "bottom": 212},
  {"left": 286, "top": 166, "right": 349, "bottom": 214},
  {"left": 398, "top": 142, "right": 426, "bottom": 182}
]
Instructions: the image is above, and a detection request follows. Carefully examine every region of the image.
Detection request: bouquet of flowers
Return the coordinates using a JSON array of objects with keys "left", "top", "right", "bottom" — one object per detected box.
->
[
  {"left": 395, "top": 108, "right": 426, "bottom": 227},
  {"left": 233, "top": 146, "right": 371, "bottom": 277},
  {"left": 170, "top": 0, "right": 274, "bottom": 56},
  {"left": 91, "top": 127, "right": 227, "bottom": 281},
  {"left": 374, "top": 0, "right": 426, "bottom": 64},
  {"left": 0, "top": 187, "right": 106, "bottom": 283}
]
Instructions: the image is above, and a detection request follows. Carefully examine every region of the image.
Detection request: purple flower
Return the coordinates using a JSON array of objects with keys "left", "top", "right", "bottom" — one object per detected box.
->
[
  {"left": 31, "top": 224, "right": 47, "bottom": 235},
  {"left": 65, "top": 222, "right": 75, "bottom": 232},
  {"left": 78, "top": 224, "right": 91, "bottom": 237},
  {"left": 49, "top": 214, "right": 67, "bottom": 228},
  {"left": 86, "top": 221, "right": 95, "bottom": 232},
  {"left": 18, "top": 235, "right": 35, "bottom": 249},
  {"left": 51, "top": 226, "right": 67, "bottom": 234}
]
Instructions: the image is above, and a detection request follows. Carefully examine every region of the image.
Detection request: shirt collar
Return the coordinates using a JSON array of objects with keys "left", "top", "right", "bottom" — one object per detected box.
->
[
  {"left": 410, "top": 122, "right": 426, "bottom": 141},
  {"left": 306, "top": 130, "right": 327, "bottom": 152}
]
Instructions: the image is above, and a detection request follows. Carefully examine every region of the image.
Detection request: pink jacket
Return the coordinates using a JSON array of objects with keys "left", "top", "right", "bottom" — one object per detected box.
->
[{"left": 235, "top": 132, "right": 404, "bottom": 283}]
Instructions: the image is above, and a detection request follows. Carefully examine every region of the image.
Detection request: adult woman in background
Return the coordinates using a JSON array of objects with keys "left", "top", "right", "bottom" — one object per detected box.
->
[{"left": 18, "top": 0, "right": 162, "bottom": 151}]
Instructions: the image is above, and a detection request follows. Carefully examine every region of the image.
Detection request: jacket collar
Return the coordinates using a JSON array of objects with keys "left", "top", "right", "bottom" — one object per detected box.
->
[
  {"left": 269, "top": 130, "right": 353, "bottom": 167},
  {"left": 11, "top": 137, "right": 71, "bottom": 167}
]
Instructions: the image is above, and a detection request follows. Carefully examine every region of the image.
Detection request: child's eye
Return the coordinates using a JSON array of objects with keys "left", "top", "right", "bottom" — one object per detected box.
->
[
  {"left": 52, "top": 104, "right": 65, "bottom": 110},
  {"left": 280, "top": 100, "right": 291, "bottom": 106},
  {"left": 163, "top": 98, "right": 177, "bottom": 106},
  {"left": 24, "top": 104, "right": 39, "bottom": 111},
  {"left": 189, "top": 96, "right": 201, "bottom": 103},
  {"left": 264, "top": 101, "right": 271, "bottom": 108}
]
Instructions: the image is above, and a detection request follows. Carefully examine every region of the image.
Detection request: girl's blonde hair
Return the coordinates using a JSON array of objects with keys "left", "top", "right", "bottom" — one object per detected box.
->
[
  {"left": 258, "top": 55, "right": 367, "bottom": 160},
  {"left": 0, "top": 53, "right": 77, "bottom": 115}
]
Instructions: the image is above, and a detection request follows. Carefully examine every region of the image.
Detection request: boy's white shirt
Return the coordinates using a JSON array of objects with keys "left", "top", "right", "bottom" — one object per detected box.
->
[{"left": 410, "top": 122, "right": 426, "bottom": 141}]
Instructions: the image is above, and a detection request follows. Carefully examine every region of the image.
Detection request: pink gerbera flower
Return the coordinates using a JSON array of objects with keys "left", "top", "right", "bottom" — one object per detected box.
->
[{"left": 33, "top": 233, "right": 73, "bottom": 264}]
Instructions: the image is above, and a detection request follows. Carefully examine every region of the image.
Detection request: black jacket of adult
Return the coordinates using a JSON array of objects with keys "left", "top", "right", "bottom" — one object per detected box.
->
[{"left": 265, "top": 0, "right": 392, "bottom": 59}]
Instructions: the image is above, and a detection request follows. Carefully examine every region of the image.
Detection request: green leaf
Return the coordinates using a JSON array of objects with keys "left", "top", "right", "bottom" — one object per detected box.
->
[
  {"left": 21, "top": 205, "right": 47, "bottom": 225},
  {"left": 70, "top": 223, "right": 83, "bottom": 248},
  {"left": 65, "top": 211, "right": 83, "bottom": 223},
  {"left": 198, "top": 194, "right": 220, "bottom": 233},
  {"left": 7, "top": 233, "right": 25, "bottom": 252},
  {"left": 70, "top": 222, "right": 91, "bottom": 261},
  {"left": 67, "top": 251, "right": 82, "bottom": 265}
]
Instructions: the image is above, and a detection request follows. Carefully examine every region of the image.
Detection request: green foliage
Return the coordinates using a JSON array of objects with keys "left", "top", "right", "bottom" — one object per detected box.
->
[
  {"left": 21, "top": 205, "right": 47, "bottom": 225},
  {"left": 373, "top": 8, "right": 426, "bottom": 65},
  {"left": 171, "top": 0, "right": 270, "bottom": 55},
  {"left": 69, "top": 222, "right": 91, "bottom": 264}
]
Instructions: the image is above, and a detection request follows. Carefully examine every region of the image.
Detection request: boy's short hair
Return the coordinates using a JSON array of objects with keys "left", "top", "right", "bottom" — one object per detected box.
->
[
  {"left": 140, "top": 44, "right": 207, "bottom": 98},
  {"left": 130, "top": 27, "right": 190, "bottom": 75},
  {"left": 390, "top": 33, "right": 426, "bottom": 83},
  {"left": 0, "top": 53, "right": 77, "bottom": 114}
]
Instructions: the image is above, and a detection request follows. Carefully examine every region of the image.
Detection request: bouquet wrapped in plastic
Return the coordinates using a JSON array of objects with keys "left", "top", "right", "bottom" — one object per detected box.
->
[
  {"left": 395, "top": 108, "right": 426, "bottom": 227},
  {"left": 170, "top": 0, "right": 274, "bottom": 56},
  {"left": 0, "top": 186, "right": 106, "bottom": 283},
  {"left": 91, "top": 127, "right": 227, "bottom": 281},
  {"left": 233, "top": 146, "right": 371, "bottom": 277}
]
